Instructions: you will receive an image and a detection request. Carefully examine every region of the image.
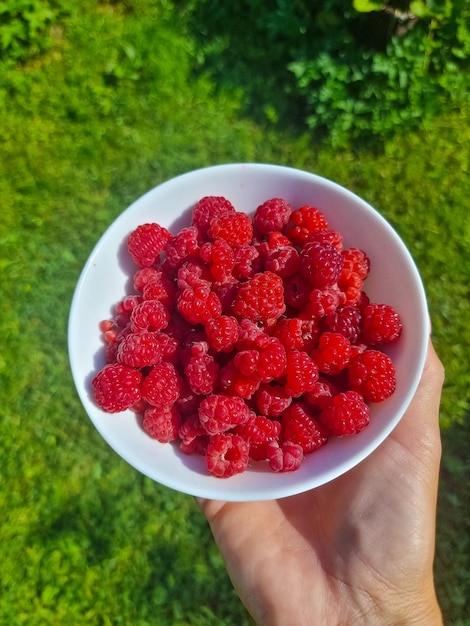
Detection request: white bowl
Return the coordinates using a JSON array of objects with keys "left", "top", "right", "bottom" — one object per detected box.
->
[{"left": 68, "top": 163, "right": 428, "bottom": 501}]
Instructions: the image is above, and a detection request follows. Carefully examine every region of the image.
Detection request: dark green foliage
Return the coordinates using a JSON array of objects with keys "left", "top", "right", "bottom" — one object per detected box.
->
[
  {"left": 0, "top": 0, "right": 469, "bottom": 623},
  {"left": 186, "top": 0, "right": 470, "bottom": 146}
]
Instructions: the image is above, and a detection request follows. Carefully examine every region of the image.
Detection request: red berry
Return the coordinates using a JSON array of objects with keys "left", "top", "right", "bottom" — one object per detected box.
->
[
  {"left": 204, "top": 315, "right": 239, "bottom": 352},
  {"left": 205, "top": 433, "right": 250, "bottom": 478},
  {"left": 256, "top": 337, "right": 287, "bottom": 383},
  {"left": 266, "top": 440, "right": 304, "bottom": 472},
  {"left": 341, "top": 247, "right": 370, "bottom": 280},
  {"left": 234, "top": 415, "right": 281, "bottom": 445},
  {"left": 362, "top": 303, "right": 402, "bottom": 345},
  {"left": 307, "top": 229, "right": 343, "bottom": 251},
  {"left": 92, "top": 363, "right": 142, "bottom": 413},
  {"left": 264, "top": 245, "right": 300, "bottom": 278},
  {"left": 141, "top": 361, "right": 182, "bottom": 408},
  {"left": 255, "top": 383, "right": 293, "bottom": 417},
  {"left": 305, "top": 378, "right": 338, "bottom": 411},
  {"left": 284, "top": 205, "right": 329, "bottom": 246},
  {"left": 232, "top": 244, "right": 260, "bottom": 280},
  {"left": 185, "top": 350, "right": 219, "bottom": 396},
  {"left": 281, "top": 402, "right": 329, "bottom": 453},
  {"left": 199, "top": 238, "right": 235, "bottom": 283},
  {"left": 312, "top": 332, "right": 352, "bottom": 375},
  {"left": 300, "top": 241, "right": 343, "bottom": 288},
  {"left": 253, "top": 198, "right": 293, "bottom": 236},
  {"left": 127, "top": 223, "right": 172, "bottom": 268},
  {"left": 208, "top": 211, "right": 253, "bottom": 247},
  {"left": 320, "top": 390, "right": 370, "bottom": 436},
  {"left": 130, "top": 299, "right": 170, "bottom": 332},
  {"left": 165, "top": 226, "right": 200, "bottom": 268},
  {"left": 284, "top": 350, "right": 319, "bottom": 397},
  {"left": 191, "top": 196, "right": 235, "bottom": 241},
  {"left": 177, "top": 281, "right": 222, "bottom": 325},
  {"left": 304, "top": 285, "right": 341, "bottom": 319},
  {"left": 116, "top": 331, "right": 162, "bottom": 368},
  {"left": 198, "top": 394, "right": 252, "bottom": 435},
  {"left": 219, "top": 360, "right": 261, "bottom": 399},
  {"left": 323, "top": 306, "right": 362, "bottom": 344},
  {"left": 143, "top": 404, "right": 182, "bottom": 443},
  {"left": 348, "top": 349, "right": 397, "bottom": 402},
  {"left": 233, "top": 271, "right": 286, "bottom": 326}
]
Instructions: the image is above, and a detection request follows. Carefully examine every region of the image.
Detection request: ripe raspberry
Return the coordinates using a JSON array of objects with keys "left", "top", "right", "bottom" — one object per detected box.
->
[
  {"left": 305, "top": 378, "right": 338, "bottom": 411},
  {"left": 208, "top": 211, "right": 253, "bottom": 247},
  {"left": 253, "top": 198, "right": 293, "bottom": 236},
  {"left": 362, "top": 303, "right": 402, "bottom": 345},
  {"left": 142, "top": 280, "right": 176, "bottom": 308},
  {"left": 176, "top": 260, "right": 212, "bottom": 290},
  {"left": 177, "top": 281, "right": 222, "bottom": 325},
  {"left": 281, "top": 402, "right": 329, "bottom": 453},
  {"left": 198, "top": 394, "right": 252, "bottom": 435},
  {"left": 191, "top": 196, "right": 235, "bottom": 241},
  {"left": 320, "top": 390, "right": 370, "bottom": 436},
  {"left": 234, "top": 415, "right": 281, "bottom": 445},
  {"left": 264, "top": 245, "right": 300, "bottom": 278},
  {"left": 130, "top": 299, "right": 170, "bottom": 332},
  {"left": 165, "top": 226, "right": 200, "bottom": 268},
  {"left": 342, "top": 247, "right": 370, "bottom": 280},
  {"left": 92, "top": 363, "right": 142, "bottom": 413},
  {"left": 178, "top": 413, "right": 207, "bottom": 448},
  {"left": 274, "top": 317, "right": 319, "bottom": 353},
  {"left": 256, "top": 337, "right": 287, "bottom": 382},
  {"left": 219, "top": 360, "right": 261, "bottom": 399},
  {"left": 304, "top": 285, "right": 341, "bottom": 319},
  {"left": 115, "top": 294, "right": 143, "bottom": 319},
  {"left": 300, "top": 241, "right": 343, "bottom": 288},
  {"left": 307, "top": 229, "right": 343, "bottom": 251},
  {"left": 185, "top": 350, "right": 219, "bottom": 396},
  {"left": 116, "top": 331, "right": 162, "bottom": 368},
  {"left": 323, "top": 306, "right": 363, "bottom": 344},
  {"left": 266, "top": 440, "right": 304, "bottom": 472},
  {"left": 143, "top": 404, "right": 182, "bottom": 443},
  {"left": 127, "top": 223, "right": 172, "bottom": 268},
  {"left": 284, "top": 350, "right": 319, "bottom": 397},
  {"left": 141, "top": 361, "right": 182, "bottom": 408},
  {"left": 255, "top": 383, "right": 292, "bottom": 417},
  {"left": 204, "top": 315, "right": 239, "bottom": 352},
  {"left": 205, "top": 433, "right": 249, "bottom": 478},
  {"left": 284, "top": 205, "right": 329, "bottom": 246},
  {"left": 312, "top": 331, "right": 352, "bottom": 375},
  {"left": 133, "top": 267, "right": 163, "bottom": 292},
  {"left": 338, "top": 269, "right": 363, "bottom": 306},
  {"left": 199, "top": 238, "right": 235, "bottom": 283},
  {"left": 348, "top": 349, "right": 397, "bottom": 402},
  {"left": 235, "top": 318, "right": 269, "bottom": 350},
  {"left": 232, "top": 244, "right": 260, "bottom": 280},
  {"left": 233, "top": 349, "right": 259, "bottom": 377},
  {"left": 233, "top": 271, "right": 286, "bottom": 326}
]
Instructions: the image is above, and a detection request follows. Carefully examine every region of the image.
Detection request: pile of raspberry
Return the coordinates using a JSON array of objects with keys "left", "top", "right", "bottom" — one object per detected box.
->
[{"left": 92, "top": 195, "right": 402, "bottom": 478}]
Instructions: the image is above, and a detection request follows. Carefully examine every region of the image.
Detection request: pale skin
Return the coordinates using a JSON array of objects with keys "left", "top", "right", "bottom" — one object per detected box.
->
[{"left": 198, "top": 340, "right": 445, "bottom": 626}]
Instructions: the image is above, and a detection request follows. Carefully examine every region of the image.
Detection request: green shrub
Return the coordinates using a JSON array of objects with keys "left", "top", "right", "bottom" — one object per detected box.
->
[
  {"left": 0, "top": 0, "right": 69, "bottom": 63},
  {"left": 186, "top": 0, "right": 470, "bottom": 146}
]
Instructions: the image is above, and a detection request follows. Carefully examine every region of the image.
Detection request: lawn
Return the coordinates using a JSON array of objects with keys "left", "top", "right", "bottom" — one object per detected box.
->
[{"left": 1, "top": 1, "right": 469, "bottom": 624}]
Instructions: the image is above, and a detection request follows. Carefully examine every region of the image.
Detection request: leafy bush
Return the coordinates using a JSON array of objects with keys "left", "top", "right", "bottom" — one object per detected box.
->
[
  {"left": 186, "top": 0, "right": 470, "bottom": 146},
  {"left": 0, "top": 0, "right": 69, "bottom": 64}
]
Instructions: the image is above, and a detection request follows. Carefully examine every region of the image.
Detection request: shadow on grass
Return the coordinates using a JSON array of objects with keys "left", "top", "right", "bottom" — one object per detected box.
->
[
  {"left": 435, "top": 416, "right": 470, "bottom": 622},
  {"left": 184, "top": 1, "right": 309, "bottom": 134}
]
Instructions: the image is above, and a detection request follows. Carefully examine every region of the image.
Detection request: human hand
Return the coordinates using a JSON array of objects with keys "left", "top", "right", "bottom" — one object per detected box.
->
[{"left": 198, "top": 340, "right": 444, "bottom": 625}]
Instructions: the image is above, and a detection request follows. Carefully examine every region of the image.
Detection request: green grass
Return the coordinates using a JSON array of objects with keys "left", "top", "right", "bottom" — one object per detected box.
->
[{"left": 1, "top": 1, "right": 469, "bottom": 623}]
